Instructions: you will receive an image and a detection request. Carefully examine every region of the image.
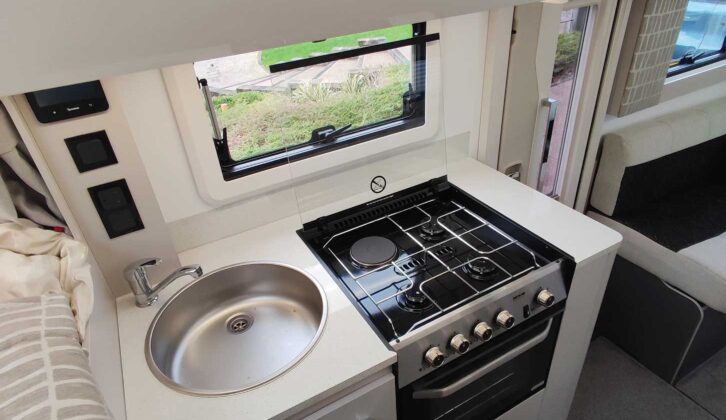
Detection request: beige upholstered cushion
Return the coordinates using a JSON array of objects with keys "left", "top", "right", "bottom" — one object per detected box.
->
[
  {"left": 590, "top": 98, "right": 726, "bottom": 216},
  {"left": 588, "top": 212, "right": 726, "bottom": 314},
  {"left": 0, "top": 294, "right": 111, "bottom": 420}
]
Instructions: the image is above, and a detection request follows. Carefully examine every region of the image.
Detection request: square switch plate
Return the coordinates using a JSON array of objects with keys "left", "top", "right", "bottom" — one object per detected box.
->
[
  {"left": 88, "top": 179, "right": 144, "bottom": 239},
  {"left": 65, "top": 130, "right": 118, "bottom": 173}
]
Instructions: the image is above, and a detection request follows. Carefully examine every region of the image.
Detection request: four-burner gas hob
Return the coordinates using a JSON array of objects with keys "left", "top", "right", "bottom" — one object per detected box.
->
[{"left": 299, "top": 177, "right": 575, "bottom": 420}]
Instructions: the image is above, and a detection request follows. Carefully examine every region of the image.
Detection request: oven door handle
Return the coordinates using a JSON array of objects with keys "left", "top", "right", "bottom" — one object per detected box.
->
[{"left": 412, "top": 319, "right": 553, "bottom": 400}]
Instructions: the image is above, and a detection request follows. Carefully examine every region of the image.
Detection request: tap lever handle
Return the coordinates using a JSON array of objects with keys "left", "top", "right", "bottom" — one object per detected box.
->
[
  {"left": 124, "top": 257, "right": 162, "bottom": 279},
  {"left": 138, "top": 257, "right": 162, "bottom": 267},
  {"left": 127, "top": 257, "right": 162, "bottom": 270}
]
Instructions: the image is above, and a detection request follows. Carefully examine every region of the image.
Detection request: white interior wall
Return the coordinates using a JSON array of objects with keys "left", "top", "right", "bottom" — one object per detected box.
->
[
  {"left": 87, "top": 259, "right": 126, "bottom": 420},
  {"left": 116, "top": 12, "right": 489, "bottom": 251},
  {"left": 113, "top": 70, "right": 215, "bottom": 222},
  {"left": 0, "top": 0, "right": 515, "bottom": 97},
  {"left": 601, "top": 79, "right": 726, "bottom": 134},
  {"left": 441, "top": 13, "right": 488, "bottom": 156},
  {"left": 13, "top": 89, "right": 182, "bottom": 297}
]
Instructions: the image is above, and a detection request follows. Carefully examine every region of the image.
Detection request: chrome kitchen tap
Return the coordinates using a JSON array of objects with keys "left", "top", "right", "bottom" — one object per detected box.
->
[{"left": 124, "top": 258, "right": 203, "bottom": 307}]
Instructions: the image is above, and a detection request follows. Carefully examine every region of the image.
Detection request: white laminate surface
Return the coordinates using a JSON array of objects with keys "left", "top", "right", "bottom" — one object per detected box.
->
[
  {"left": 448, "top": 158, "right": 622, "bottom": 263},
  {"left": 116, "top": 157, "right": 621, "bottom": 420},
  {"left": 116, "top": 216, "right": 396, "bottom": 420}
]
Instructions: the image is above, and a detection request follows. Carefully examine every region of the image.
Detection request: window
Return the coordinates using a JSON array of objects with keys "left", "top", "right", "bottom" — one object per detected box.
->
[
  {"left": 194, "top": 23, "right": 435, "bottom": 180},
  {"left": 538, "top": 7, "right": 592, "bottom": 197},
  {"left": 668, "top": 0, "right": 726, "bottom": 77}
]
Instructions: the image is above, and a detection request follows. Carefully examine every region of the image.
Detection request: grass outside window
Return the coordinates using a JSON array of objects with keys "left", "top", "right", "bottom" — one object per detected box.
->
[
  {"left": 260, "top": 26, "right": 412, "bottom": 67},
  {"left": 194, "top": 23, "right": 423, "bottom": 174},
  {"left": 213, "top": 64, "right": 410, "bottom": 161}
]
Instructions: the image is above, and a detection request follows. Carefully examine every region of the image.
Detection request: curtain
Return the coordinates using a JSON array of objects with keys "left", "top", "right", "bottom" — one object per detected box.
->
[{"left": 0, "top": 101, "right": 65, "bottom": 227}]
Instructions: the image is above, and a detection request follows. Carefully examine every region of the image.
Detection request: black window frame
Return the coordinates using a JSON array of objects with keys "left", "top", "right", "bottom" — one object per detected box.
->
[{"left": 199, "top": 23, "right": 435, "bottom": 181}]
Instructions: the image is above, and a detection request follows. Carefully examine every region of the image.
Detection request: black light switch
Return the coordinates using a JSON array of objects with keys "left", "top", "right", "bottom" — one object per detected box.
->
[
  {"left": 97, "top": 186, "right": 127, "bottom": 211},
  {"left": 88, "top": 180, "right": 144, "bottom": 238},
  {"left": 77, "top": 138, "right": 108, "bottom": 163},
  {"left": 107, "top": 209, "right": 139, "bottom": 233},
  {"left": 65, "top": 131, "right": 118, "bottom": 173}
]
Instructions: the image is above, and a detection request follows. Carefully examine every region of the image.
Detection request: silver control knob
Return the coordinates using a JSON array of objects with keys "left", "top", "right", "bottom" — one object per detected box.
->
[
  {"left": 449, "top": 334, "right": 471, "bottom": 354},
  {"left": 536, "top": 289, "right": 555, "bottom": 307},
  {"left": 473, "top": 322, "right": 494, "bottom": 341},
  {"left": 496, "top": 310, "right": 515, "bottom": 329},
  {"left": 424, "top": 346, "right": 446, "bottom": 368}
]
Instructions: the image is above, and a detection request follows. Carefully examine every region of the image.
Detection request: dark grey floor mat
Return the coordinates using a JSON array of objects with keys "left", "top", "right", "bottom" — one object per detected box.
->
[
  {"left": 678, "top": 346, "right": 726, "bottom": 419},
  {"left": 569, "top": 337, "right": 716, "bottom": 420}
]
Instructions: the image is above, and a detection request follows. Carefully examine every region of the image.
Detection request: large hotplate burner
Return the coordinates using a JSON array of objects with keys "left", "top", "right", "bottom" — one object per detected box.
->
[{"left": 349, "top": 236, "right": 398, "bottom": 269}]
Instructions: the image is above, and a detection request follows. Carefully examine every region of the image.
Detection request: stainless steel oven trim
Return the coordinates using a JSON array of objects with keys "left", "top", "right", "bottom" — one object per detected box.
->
[
  {"left": 390, "top": 261, "right": 563, "bottom": 350},
  {"left": 393, "top": 261, "right": 566, "bottom": 387},
  {"left": 411, "top": 318, "right": 553, "bottom": 399}
]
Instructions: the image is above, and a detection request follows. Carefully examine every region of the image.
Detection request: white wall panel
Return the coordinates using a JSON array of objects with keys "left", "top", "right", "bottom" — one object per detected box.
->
[
  {"left": 602, "top": 79, "right": 726, "bottom": 134},
  {"left": 0, "top": 0, "right": 532, "bottom": 96},
  {"left": 110, "top": 13, "right": 489, "bottom": 252},
  {"left": 113, "top": 70, "right": 214, "bottom": 222},
  {"left": 87, "top": 260, "right": 126, "bottom": 420},
  {"left": 441, "top": 13, "right": 488, "bottom": 145},
  {"left": 13, "top": 83, "right": 182, "bottom": 297}
]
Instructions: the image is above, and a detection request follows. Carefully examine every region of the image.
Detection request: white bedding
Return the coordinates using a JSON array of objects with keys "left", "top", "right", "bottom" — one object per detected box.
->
[{"left": 0, "top": 220, "right": 93, "bottom": 342}]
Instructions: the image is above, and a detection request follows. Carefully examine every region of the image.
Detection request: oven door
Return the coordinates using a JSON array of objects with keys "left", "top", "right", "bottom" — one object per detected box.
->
[{"left": 398, "top": 311, "right": 562, "bottom": 420}]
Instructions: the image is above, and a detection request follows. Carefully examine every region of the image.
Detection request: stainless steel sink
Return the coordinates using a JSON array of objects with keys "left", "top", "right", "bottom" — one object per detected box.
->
[{"left": 145, "top": 262, "right": 327, "bottom": 395}]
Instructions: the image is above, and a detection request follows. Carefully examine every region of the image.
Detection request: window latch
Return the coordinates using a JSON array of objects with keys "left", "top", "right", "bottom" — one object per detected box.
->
[
  {"left": 310, "top": 124, "right": 352, "bottom": 144},
  {"left": 402, "top": 83, "right": 423, "bottom": 116}
]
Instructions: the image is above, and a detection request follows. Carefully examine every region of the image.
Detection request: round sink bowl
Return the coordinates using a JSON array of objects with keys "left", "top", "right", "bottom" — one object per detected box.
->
[{"left": 146, "top": 262, "right": 327, "bottom": 395}]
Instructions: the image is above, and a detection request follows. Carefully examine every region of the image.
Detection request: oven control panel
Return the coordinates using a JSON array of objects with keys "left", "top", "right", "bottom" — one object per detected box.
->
[{"left": 394, "top": 261, "right": 567, "bottom": 388}]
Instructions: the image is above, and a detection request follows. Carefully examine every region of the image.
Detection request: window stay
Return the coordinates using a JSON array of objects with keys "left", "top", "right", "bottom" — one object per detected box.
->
[
  {"left": 198, "top": 78, "right": 233, "bottom": 165},
  {"left": 268, "top": 33, "right": 439, "bottom": 73}
]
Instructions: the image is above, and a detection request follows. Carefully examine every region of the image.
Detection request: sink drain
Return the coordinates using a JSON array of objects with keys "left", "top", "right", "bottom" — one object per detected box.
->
[{"left": 226, "top": 313, "right": 253, "bottom": 334}]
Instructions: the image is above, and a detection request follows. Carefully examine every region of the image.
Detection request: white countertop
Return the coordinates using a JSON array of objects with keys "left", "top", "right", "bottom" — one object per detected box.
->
[
  {"left": 116, "top": 157, "right": 622, "bottom": 420},
  {"left": 447, "top": 159, "right": 622, "bottom": 263},
  {"left": 116, "top": 215, "right": 397, "bottom": 420}
]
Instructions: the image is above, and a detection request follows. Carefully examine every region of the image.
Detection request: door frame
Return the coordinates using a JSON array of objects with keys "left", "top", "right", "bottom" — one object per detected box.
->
[
  {"left": 573, "top": 0, "right": 634, "bottom": 211},
  {"left": 557, "top": 0, "right": 619, "bottom": 206},
  {"left": 477, "top": 6, "right": 515, "bottom": 168},
  {"left": 485, "top": 0, "right": 619, "bottom": 208}
]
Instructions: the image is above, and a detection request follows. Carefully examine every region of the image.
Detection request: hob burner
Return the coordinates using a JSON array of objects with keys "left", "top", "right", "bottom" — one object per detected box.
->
[
  {"left": 350, "top": 236, "right": 398, "bottom": 268},
  {"left": 397, "top": 285, "right": 434, "bottom": 312},
  {"left": 464, "top": 257, "right": 499, "bottom": 281},
  {"left": 420, "top": 220, "right": 446, "bottom": 242}
]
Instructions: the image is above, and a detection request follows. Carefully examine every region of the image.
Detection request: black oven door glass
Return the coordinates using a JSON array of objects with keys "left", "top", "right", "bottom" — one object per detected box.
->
[{"left": 398, "top": 312, "right": 563, "bottom": 420}]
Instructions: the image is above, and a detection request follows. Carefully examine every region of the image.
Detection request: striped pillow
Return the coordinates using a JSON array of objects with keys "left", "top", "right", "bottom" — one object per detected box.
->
[{"left": 0, "top": 295, "right": 111, "bottom": 420}]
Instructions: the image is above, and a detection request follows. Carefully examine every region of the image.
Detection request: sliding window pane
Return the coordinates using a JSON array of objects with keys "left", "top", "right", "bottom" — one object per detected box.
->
[{"left": 672, "top": 1, "right": 726, "bottom": 62}]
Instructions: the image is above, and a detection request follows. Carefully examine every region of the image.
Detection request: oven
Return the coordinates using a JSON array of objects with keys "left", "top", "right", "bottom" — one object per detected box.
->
[
  {"left": 298, "top": 179, "right": 571, "bottom": 420},
  {"left": 397, "top": 308, "right": 563, "bottom": 420}
]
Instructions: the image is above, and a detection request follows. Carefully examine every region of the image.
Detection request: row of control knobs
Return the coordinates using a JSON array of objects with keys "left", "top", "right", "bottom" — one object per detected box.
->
[{"left": 424, "top": 289, "right": 555, "bottom": 368}]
